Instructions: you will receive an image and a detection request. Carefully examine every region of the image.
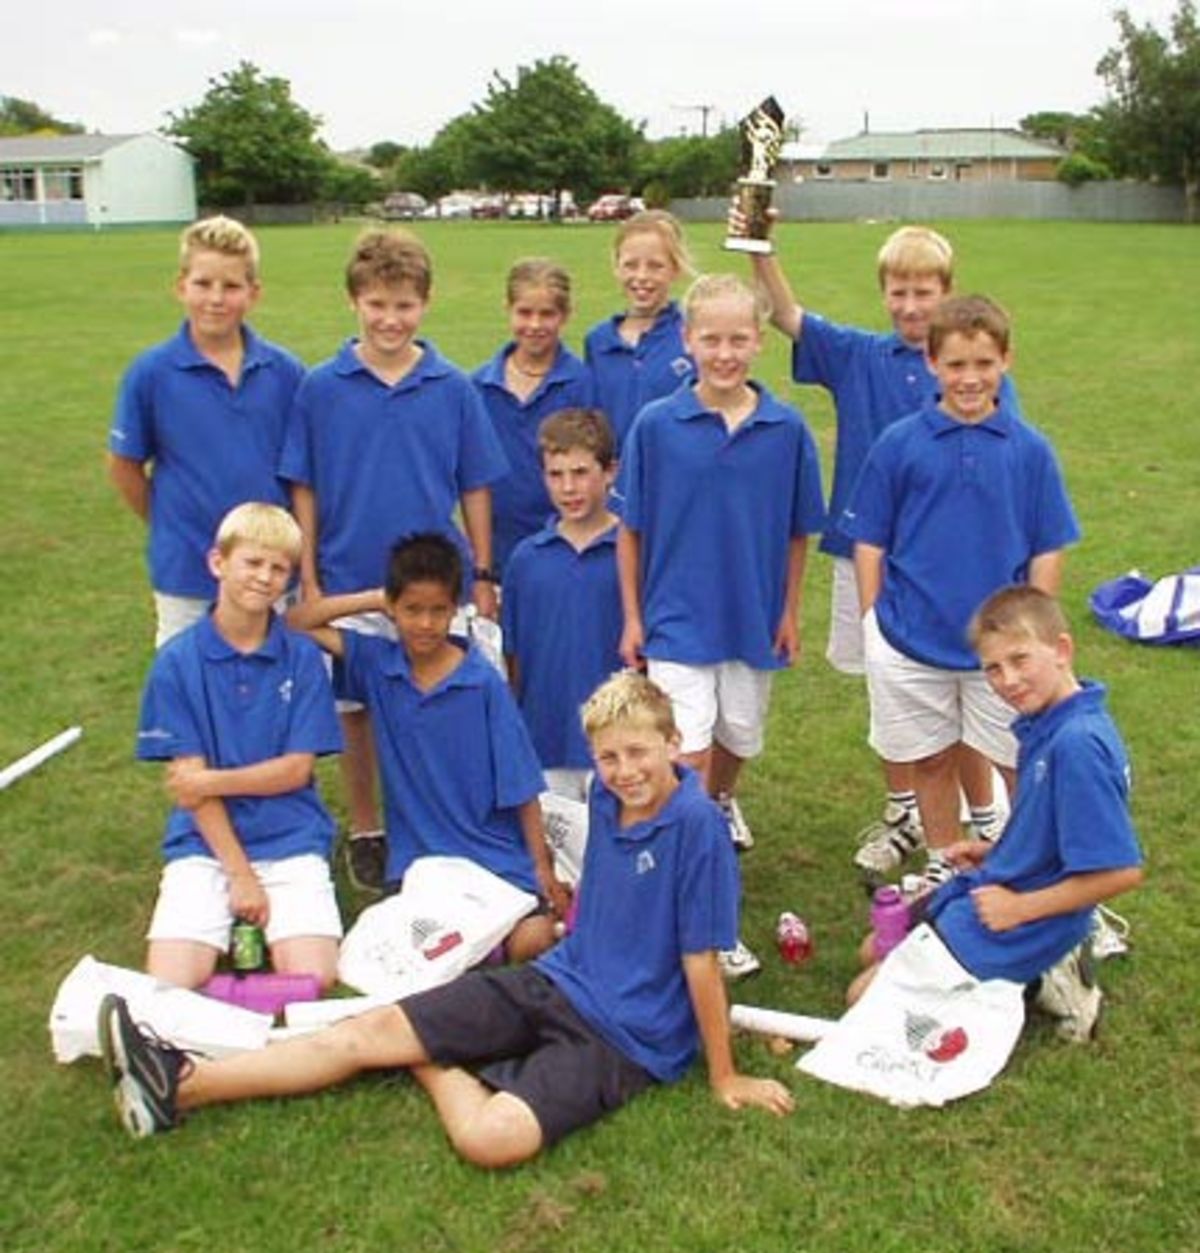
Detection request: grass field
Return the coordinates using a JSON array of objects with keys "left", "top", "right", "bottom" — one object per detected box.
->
[{"left": 1, "top": 218, "right": 1198, "bottom": 1253}]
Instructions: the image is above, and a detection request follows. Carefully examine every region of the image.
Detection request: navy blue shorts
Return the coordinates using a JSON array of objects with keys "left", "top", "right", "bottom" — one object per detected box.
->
[{"left": 401, "top": 966, "right": 655, "bottom": 1146}]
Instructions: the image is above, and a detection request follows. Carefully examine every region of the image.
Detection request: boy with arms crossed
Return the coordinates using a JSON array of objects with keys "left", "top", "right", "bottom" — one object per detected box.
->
[
  {"left": 843, "top": 296, "right": 1079, "bottom": 893},
  {"left": 502, "top": 409, "right": 623, "bottom": 801},
  {"left": 136, "top": 503, "right": 343, "bottom": 992},
  {"left": 98, "top": 672, "right": 793, "bottom": 1162},
  {"left": 851, "top": 587, "right": 1144, "bottom": 1042},
  {"left": 108, "top": 217, "right": 304, "bottom": 647},
  {"left": 290, "top": 532, "right": 566, "bottom": 962},
  {"left": 279, "top": 230, "right": 507, "bottom": 889}
]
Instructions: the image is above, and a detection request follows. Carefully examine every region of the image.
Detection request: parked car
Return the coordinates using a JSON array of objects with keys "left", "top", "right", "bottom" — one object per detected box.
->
[
  {"left": 470, "top": 195, "right": 505, "bottom": 220},
  {"left": 435, "top": 193, "right": 477, "bottom": 219},
  {"left": 586, "top": 194, "right": 641, "bottom": 222},
  {"left": 381, "top": 191, "right": 428, "bottom": 220}
]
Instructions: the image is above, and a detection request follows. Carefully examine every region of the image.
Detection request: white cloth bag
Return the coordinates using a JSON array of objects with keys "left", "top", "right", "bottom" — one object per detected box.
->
[
  {"left": 337, "top": 855, "right": 537, "bottom": 998},
  {"left": 797, "top": 924, "right": 1026, "bottom": 1108},
  {"left": 49, "top": 954, "right": 273, "bottom": 1063}
]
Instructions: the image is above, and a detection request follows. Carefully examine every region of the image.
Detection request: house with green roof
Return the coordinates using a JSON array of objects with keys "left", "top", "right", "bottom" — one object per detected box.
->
[
  {"left": 0, "top": 133, "right": 195, "bottom": 228},
  {"left": 783, "top": 129, "right": 1065, "bottom": 184}
]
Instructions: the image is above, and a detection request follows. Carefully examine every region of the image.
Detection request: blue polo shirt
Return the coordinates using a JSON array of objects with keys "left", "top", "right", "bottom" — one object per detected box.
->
[
  {"left": 793, "top": 313, "right": 1021, "bottom": 559},
  {"left": 928, "top": 682, "right": 1142, "bottom": 982},
  {"left": 335, "top": 633, "right": 546, "bottom": 891},
  {"left": 537, "top": 768, "right": 739, "bottom": 1082},
  {"left": 471, "top": 342, "right": 594, "bottom": 572},
  {"left": 109, "top": 322, "right": 304, "bottom": 597},
  {"left": 841, "top": 400, "right": 1079, "bottom": 670},
  {"left": 279, "top": 340, "right": 508, "bottom": 593},
  {"left": 584, "top": 303, "right": 693, "bottom": 449},
  {"left": 617, "top": 383, "right": 826, "bottom": 669},
  {"left": 136, "top": 613, "right": 341, "bottom": 863},
  {"left": 501, "top": 522, "right": 623, "bottom": 769}
]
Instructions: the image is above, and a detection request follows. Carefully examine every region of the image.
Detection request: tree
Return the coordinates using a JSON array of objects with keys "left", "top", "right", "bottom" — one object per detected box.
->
[
  {"left": 0, "top": 95, "right": 84, "bottom": 136},
  {"left": 1056, "top": 152, "right": 1114, "bottom": 187},
  {"left": 165, "top": 61, "right": 330, "bottom": 207},
  {"left": 1096, "top": 0, "right": 1200, "bottom": 220},
  {"left": 461, "top": 57, "right": 641, "bottom": 208},
  {"left": 636, "top": 130, "right": 740, "bottom": 199}
]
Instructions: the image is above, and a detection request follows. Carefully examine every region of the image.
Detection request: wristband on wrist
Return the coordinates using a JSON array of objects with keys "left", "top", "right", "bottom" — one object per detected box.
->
[{"left": 472, "top": 566, "right": 500, "bottom": 584}]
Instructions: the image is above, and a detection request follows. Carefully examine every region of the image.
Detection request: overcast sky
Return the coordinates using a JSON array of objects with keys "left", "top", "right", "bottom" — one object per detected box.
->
[{"left": 6, "top": 1, "right": 1182, "bottom": 151}]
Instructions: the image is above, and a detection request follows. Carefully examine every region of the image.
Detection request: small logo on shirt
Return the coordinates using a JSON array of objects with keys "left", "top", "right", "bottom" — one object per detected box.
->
[
  {"left": 670, "top": 356, "right": 691, "bottom": 378},
  {"left": 636, "top": 850, "right": 656, "bottom": 876},
  {"left": 1034, "top": 757, "right": 1048, "bottom": 785},
  {"left": 137, "top": 727, "right": 172, "bottom": 741},
  {"left": 278, "top": 679, "right": 294, "bottom": 704}
]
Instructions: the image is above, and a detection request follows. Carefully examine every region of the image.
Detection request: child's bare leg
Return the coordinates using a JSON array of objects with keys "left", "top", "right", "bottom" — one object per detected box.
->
[
  {"left": 504, "top": 914, "right": 558, "bottom": 963},
  {"left": 146, "top": 940, "right": 221, "bottom": 990},
  {"left": 956, "top": 743, "right": 994, "bottom": 809},
  {"left": 882, "top": 757, "right": 913, "bottom": 794},
  {"left": 911, "top": 746, "right": 961, "bottom": 851},
  {"left": 339, "top": 708, "right": 380, "bottom": 834},
  {"left": 679, "top": 747, "right": 712, "bottom": 789},
  {"left": 412, "top": 1063, "right": 543, "bottom": 1168},
  {"left": 708, "top": 742, "right": 745, "bottom": 798},
  {"left": 270, "top": 935, "right": 340, "bottom": 992},
  {"left": 180, "top": 1005, "right": 426, "bottom": 1110},
  {"left": 847, "top": 959, "right": 883, "bottom": 1007}
]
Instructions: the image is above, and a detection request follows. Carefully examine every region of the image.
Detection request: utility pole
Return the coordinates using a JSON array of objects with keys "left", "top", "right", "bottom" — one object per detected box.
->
[{"left": 671, "top": 104, "right": 716, "bottom": 138}]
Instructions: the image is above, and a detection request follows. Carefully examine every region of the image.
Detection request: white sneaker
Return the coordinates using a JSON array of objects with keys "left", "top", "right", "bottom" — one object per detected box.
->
[
  {"left": 1090, "top": 905, "right": 1131, "bottom": 961},
  {"left": 718, "top": 940, "right": 761, "bottom": 980},
  {"left": 1035, "top": 943, "right": 1103, "bottom": 1042},
  {"left": 971, "top": 814, "right": 1008, "bottom": 845},
  {"left": 853, "top": 805, "right": 925, "bottom": 881},
  {"left": 716, "top": 793, "right": 754, "bottom": 851},
  {"left": 898, "top": 853, "right": 956, "bottom": 906}
]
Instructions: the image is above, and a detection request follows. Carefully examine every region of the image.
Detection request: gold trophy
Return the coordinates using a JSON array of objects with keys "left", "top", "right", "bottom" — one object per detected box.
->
[{"left": 724, "top": 96, "right": 785, "bottom": 254}]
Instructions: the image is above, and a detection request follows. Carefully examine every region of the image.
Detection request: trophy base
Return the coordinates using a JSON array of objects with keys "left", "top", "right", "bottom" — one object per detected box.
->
[{"left": 723, "top": 237, "right": 774, "bottom": 255}]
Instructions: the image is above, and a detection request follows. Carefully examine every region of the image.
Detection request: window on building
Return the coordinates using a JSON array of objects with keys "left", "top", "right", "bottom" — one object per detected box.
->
[
  {"left": 928, "top": 163, "right": 948, "bottom": 181},
  {"left": 871, "top": 162, "right": 890, "bottom": 181},
  {"left": 0, "top": 167, "right": 37, "bottom": 201},
  {"left": 813, "top": 163, "right": 833, "bottom": 180},
  {"left": 43, "top": 167, "right": 84, "bottom": 201}
]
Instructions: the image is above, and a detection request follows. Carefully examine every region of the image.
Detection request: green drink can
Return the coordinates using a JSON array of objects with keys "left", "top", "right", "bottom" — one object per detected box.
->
[{"left": 230, "top": 921, "right": 266, "bottom": 972}]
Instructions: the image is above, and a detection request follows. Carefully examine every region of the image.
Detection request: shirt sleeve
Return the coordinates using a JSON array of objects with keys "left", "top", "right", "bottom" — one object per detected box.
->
[
  {"left": 839, "top": 433, "right": 898, "bottom": 548},
  {"left": 283, "top": 635, "right": 344, "bottom": 757},
  {"left": 108, "top": 353, "right": 155, "bottom": 462},
  {"left": 483, "top": 669, "right": 545, "bottom": 807},
  {"left": 792, "top": 312, "right": 860, "bottom": 389},
  {"left": 790, "top": 418, "right": 828, "bottom": 537},
  {"left": 455, "top": 379, "right": 510, "bottom": 490},
  {"left": 277, "top": 375, "right": 316, "bottom": 487},
  {"left": 613, "top": 414, "right": 646, "bottom": 530},
  {"left": 675, "top": 806, "right": 740, "bottom": 955},
  {"left": 1028, "top": 438, "right": 1081, "bottom": 556},
  {"left": 135, "top": 649, "right": 208, "bottom": 762},
  {"left": 331, "top": 629, "right": 370, "bottom": 707},
  {"left": 1053, "top": 726, "right": 1143, "bottom": 875}
]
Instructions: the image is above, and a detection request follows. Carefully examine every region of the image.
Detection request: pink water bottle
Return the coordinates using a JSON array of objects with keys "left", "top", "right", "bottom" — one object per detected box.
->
[
  {"left": 776, "top": 911, "right": 813, "bottom": 964},
  {"left": 870, "top": 885, "right": 911, "bottom": 960}
]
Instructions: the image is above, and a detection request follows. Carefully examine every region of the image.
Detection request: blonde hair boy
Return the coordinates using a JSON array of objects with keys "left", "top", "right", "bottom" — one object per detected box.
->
[
  {"left": 215, "top": 502, "right": 303, "bottom": 561},
  {"left": 179, "top": 215, "right": 260, "bottom": 282}
]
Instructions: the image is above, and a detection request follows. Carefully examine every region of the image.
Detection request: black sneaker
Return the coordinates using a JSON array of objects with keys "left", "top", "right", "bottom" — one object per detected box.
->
[
  {"left": 343, "top": 832, "right": 387, "bottom": 893},
  {"left": 98, "top": 995, "right": 192, "bottom": 1138}
]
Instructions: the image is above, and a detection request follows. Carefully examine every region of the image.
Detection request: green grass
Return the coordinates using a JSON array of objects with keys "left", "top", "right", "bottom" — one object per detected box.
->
[{"left": 1, "top": 220, "right": 1198, "bottom": 1253}]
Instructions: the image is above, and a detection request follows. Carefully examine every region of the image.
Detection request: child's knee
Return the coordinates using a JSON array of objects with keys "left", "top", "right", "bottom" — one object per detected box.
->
[{"left": 452, "top": 1094, "right": 543, "bottom": 1170}]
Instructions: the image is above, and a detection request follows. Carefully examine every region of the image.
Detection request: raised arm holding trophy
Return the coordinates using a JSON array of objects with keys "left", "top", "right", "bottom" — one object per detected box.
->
[{"left": 724, "top": 95, "right": 785, "bottom": 254}]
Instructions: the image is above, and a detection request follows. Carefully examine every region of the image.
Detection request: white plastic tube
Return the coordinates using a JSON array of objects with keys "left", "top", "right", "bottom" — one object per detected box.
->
[
  {"left": 0, "top": 725, "right": 82, "bottom": 791},
  {"left": 730, "top": 1003, "right": 835, "bottom": 1043}
]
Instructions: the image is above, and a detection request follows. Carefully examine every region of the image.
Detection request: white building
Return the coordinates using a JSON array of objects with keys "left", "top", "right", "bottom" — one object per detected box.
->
[{"left": 0, "top": 133, "right": 196, "bottom": 228}]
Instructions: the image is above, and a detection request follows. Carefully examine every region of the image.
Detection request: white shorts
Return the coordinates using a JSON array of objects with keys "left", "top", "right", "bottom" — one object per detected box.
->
[
  {"left": 153, "top": 593, "right": 208, "bottom": 649},
  {"left": 542, "top": 768, "right": 592, "bottom": 804},
  {"left": 826, "top": 557, "right": 865, "bottom": 676},
  {"left": 647, "top": 659, "right": 774, "bottom": 758},
  {"left": 862, "top": 609, "right": 1016, "bottom": 768},
  {"left": 332, "top": 610, "right": 397, "bottom": 713},
  {"left": 146, "top": 853, "right": 343, "bottom": 950}
]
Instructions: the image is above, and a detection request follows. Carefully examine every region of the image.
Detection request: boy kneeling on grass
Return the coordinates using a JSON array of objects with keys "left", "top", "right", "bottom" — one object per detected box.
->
[
  {"left": 850, "top": 587, "right": 1144, "bottom": 1042},
  {"left": 98, "top": 671, "right": 793, "bottom": 1164}
]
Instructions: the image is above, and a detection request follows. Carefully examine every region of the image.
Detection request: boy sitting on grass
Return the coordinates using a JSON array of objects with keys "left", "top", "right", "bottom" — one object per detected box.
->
[
  {"left": 850, "top": 587, "right": 1144, "bottom": 1042},
  {"left": 98, "top": 671, "right": 793, "bottom": 1163},
  {"left": 136, "top": 503, "right": 343, "bottom": 992}
]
